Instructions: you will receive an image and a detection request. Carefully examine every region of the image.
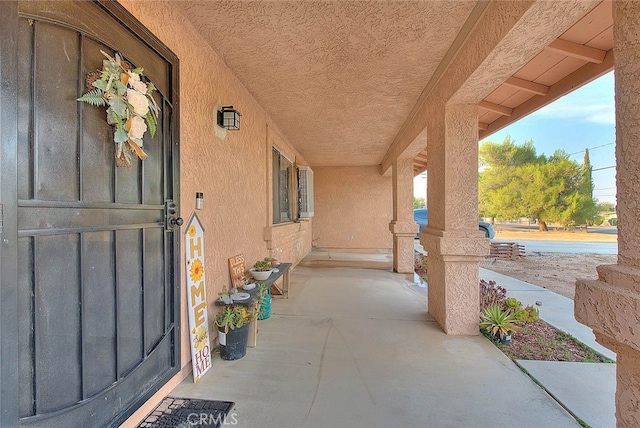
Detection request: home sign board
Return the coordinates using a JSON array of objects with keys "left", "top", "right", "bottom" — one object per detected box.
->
[{"left": 184, "top": 212, "right": 212, "bottom": 382}]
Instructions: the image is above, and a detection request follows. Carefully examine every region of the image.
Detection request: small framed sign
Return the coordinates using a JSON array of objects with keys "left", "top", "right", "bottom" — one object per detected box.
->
[{"left": 228, "top": 254, "right": 246, "bottom": 289}]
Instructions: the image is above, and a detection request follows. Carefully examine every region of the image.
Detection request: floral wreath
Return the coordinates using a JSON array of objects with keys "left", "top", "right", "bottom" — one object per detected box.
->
[{"left": 77, "top": 50, "right": 159, "bottom": 167}]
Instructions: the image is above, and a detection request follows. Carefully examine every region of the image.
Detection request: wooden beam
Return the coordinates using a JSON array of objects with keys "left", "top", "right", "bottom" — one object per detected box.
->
[
  {"left": 480, "top": 50, "right": 614, "bottom": 140},
  {"left": 414, "top": 157, "right": 428, "bottom": 165},
  {"left": 546, "top": 39, "right": 606, "bottom": 64},
  {"left": 478, "top": 100, "right": 512, "bottom": 117},
  {"left": 478, "top": 121, "right": 489, "bottom": 131},
  {"left": 503, "top": 77, "right": 549, "bottom": 96}
]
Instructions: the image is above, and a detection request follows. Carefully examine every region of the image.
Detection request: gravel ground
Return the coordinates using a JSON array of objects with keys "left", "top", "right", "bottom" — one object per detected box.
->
[{"left": 482, "top": 229, "right": 617, "bottom": 299}]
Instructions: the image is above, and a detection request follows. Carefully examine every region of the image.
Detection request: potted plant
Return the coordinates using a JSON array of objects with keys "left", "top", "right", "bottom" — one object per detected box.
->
[
  {"left": 249, "top": 260, "right": 273, "bottom": 281},
  {"left": 479, "top": 305, "right": 519, "bottom": 345},
  {"left": 257, "top": 282, "right": 271, "bottom": 320},
  {"left": 264, "top": 256, "right": 279, "bottom": 268},
  {"left": 215, "top": 304, "right": 255, "bottom": 360}
]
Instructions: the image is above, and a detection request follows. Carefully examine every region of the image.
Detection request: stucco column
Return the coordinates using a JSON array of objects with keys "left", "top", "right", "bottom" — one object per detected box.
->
[
  {"left": 575, "top": 2, "right": 640, "bottom": 426},
  {"left": 389, "top": 157, "right": 418, "bottom": 273},
  {"left": 421, "top": 105, "right": 489, "bottom": 335}
]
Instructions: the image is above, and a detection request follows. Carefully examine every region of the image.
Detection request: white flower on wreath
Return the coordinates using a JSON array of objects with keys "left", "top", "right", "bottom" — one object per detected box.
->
[
  {"left": 128, "top": 115, "right": 147, "bottom": 142},
  {"left": 127, "top": 89, "right": 150, "bottom": 116}
]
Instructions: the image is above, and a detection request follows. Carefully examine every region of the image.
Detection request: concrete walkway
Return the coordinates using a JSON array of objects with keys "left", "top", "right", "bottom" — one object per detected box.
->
[
  {"left": 171, "top": 259, "right": 583, "bottom": 427},
  {"left": 479, "top": 268, "right": 617, "bottom": 427}
]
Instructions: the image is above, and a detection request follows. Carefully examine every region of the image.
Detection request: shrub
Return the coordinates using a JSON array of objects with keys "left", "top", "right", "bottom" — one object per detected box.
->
[
  {"left": 480, "top": 280, "right": 538, "bottom": 327},
  {"left": 480, "top": 305, "right": 519, "bottom": 339},
  {"left": 516, "top": 305, "right": 539, "bottom": 324},
  {"left": 415, "top": 253, "right": 428, "bottom": 282},
  {"left": 479, "top": 279, "right": 507, "bottom": 310}
]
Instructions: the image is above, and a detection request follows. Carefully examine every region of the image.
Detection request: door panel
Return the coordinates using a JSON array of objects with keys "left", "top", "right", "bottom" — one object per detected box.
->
[
  {"left": 2, "top": 1, "right": 181, "bottom": 426},
  {"left": 35, "top": 233, "right": 82, "bottom": 415},
  {"left": 116, "top": 229, "right": 144, "bottom": 378}
]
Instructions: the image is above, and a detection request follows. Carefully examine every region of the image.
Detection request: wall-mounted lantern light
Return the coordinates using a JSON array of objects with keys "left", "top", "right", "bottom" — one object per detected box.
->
[{"left": 217, "top": 106, "right": 241, "bottom": 131}]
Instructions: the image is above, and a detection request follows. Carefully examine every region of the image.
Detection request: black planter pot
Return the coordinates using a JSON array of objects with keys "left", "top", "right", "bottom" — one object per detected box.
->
[
  {"left": 219, "top": 323, "right": 250, "bottom": 360},
  {"left": 500, "top": 330, "right": 513, "bottom": 346}
]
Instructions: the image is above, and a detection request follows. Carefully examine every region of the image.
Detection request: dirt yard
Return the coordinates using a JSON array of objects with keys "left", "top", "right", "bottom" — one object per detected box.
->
[{"left": 481, "top": 229, "right": 617, "bottom": 300}]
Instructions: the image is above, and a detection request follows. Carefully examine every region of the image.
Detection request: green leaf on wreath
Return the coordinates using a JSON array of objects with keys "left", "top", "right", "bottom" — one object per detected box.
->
[
  {"left": 146, "top": 111, "right": 156, "bottom": 138},
  {"left": 107, "top": 110, "right": 124, "bottom": 126},
  {"left": 114, "top": 125, "right": 128, "bottom": 143},
  {"left": 131, "top": 67, "right": 144, "bottom": 74},
  {"left": 109, "top": 97, "right": 127, "bottom": 117},
  {"left": 92, "top": 79, "right": 108, "bottom": 91},
  {"left": 103, "top": 59, "right": 120, "bottom": 75},
  {"left": 114, "top": 80, "right": 127, "bottom": 96},
  {"left": 77, "top": 89, "right": 107, "bottom": 106}
]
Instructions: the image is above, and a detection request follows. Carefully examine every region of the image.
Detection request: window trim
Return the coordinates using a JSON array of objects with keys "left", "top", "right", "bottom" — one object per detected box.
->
[{"left": 272, "top": 147, "right": 294, "bottom": 225}]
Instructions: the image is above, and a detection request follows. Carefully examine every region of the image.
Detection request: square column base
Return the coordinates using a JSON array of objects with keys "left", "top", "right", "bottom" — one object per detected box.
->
[
  {"left": 421, "top": 228, "right": 489, "bottom": 335},
  {"left": 389, "top": 221, "right": 419, "bottom": 274},
  {"left": 576, "top": 264, "right": 640, "bottom": 427}
]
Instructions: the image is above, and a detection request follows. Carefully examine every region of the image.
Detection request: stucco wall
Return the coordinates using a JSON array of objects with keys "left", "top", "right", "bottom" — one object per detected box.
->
[
  {"left": 118, "top": 0, "right": 312, "bottom": 377},
  {"left": 313, "top": 166, "right": 392, "bottom": 249}
]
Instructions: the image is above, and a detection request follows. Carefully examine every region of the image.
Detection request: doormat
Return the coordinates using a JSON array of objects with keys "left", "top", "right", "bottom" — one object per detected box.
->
[{"left": 137, "top": 397, "right": 235, "bottom": 428}]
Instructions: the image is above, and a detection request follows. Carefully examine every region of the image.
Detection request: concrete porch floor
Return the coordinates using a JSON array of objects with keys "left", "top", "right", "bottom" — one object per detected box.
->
[{"left": 170, "top": 251, "right": 580, "bottom": 427}]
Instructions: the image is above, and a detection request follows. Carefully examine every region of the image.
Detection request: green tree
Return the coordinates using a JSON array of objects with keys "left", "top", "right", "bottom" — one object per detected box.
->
[
  {"left": 479, "top": 137, "right": 597, "bottom": 231},
  {"left": 479, "top": 136, "right": 541, "bottom": 222},
  {"left": 573, "top": 148, "right": 598, "bottom": 229},
  {"left": 414, "top": 197, "right": 425, "bottom": 209},
  {"left": 478, "top": 136, "right": 541, "bottom": 169},
  {"left": 596, "top": 201, "right": 616, "bottom": 212}
]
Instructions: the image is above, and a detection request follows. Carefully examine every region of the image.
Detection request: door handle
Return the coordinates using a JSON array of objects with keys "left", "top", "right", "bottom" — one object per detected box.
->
[{"left": 164, "top": 201, "right": 183, "bottom": 229}]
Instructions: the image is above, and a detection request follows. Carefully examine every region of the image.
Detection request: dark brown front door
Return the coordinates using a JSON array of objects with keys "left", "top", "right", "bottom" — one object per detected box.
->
[{"left": 1, "top": 2, "right": 181, "bottom": 426}]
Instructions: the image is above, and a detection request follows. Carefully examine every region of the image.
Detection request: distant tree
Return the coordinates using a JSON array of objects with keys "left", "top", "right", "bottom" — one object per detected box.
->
[
  {"left": 414, "top": 197, "right": 425, "bottom": 209},
  {"left": 478, "top": 136, "right": 541, "bottom": 169},
  {"left": 574, "top": 149, "right": 598, "bottom": 229},
  {"left": 479, "top": 137, "right": 541, "bottom": 222},
  {"left": 596, "top": 201, "right": 616, "bottom": 212},
  {"left": 518, "top": 151, "right": 584, "bottom": 231},
  {"left": 595, "top": 201, "right": 616, "bottom": 227},
  {"left": 479, "top": 137, "right": 596, "bottom": 231}
]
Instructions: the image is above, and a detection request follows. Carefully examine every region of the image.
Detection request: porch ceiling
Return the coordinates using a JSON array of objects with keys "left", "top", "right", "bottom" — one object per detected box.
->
[{"left": 176, "top": 1, "right": 613, "bottom": 173}]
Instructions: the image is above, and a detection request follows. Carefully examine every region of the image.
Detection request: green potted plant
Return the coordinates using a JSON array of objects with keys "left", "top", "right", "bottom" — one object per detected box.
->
[
  {"left": 257, "top": 282, "right": 271, "bottom": 320},
  {"left": 215, "top": 304, "right": 255, "bottom": 360},
  {"left": 264, "top": 256, "right": 279, "bottom": 268},
  {"left": 249, "top": 260, "right": 273, "bottom": 280},
  {"left": 480, "top": 305, "right": 519, "bottom": 345}
]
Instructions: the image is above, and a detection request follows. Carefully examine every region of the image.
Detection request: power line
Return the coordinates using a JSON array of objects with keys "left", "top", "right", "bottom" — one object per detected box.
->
[
  {"left": 592, "top": 165, "right": 615, "bottom": 171},
  {"left": 568, "top": 142, "right": 615, "bottom": 157}
]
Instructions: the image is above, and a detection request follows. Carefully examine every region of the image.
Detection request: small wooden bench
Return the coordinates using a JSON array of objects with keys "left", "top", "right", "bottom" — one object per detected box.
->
[{"left": 261, "top": 262, "right": 292, "bottom": 298}]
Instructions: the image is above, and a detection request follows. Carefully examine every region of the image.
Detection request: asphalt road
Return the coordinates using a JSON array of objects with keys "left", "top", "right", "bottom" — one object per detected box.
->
[{"left": 492, "top": 239, "right": 617, "bottom": 254}]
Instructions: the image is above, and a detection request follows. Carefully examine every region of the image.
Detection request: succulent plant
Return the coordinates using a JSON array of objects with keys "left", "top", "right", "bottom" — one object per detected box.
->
[{"left": 480, "top": 305, "right": 519, "bottom": 339}]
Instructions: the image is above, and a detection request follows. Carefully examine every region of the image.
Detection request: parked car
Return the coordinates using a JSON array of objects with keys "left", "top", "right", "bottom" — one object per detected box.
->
[{"left": 414, "top": 208, "right": 496, "bottom": 239}]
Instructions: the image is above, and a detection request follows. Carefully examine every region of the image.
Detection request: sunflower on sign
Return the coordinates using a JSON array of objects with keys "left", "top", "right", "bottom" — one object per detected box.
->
[
  {"left": 77, "top": 50, "right": 159, "bottom": 167},
  {"left": 190, "top": 259, "right": 204, "bottom": 283}
]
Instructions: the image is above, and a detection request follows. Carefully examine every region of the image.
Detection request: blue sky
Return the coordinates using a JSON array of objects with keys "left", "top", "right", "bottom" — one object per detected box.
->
[
  {"left": 479, "top": 71, "right": 616, "bottom": 204},
  {"left": 414, "top": 71, "right": 616, "bottom": 204}
]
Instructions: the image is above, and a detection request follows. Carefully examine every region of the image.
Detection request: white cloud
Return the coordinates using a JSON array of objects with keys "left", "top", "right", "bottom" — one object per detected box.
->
[
  {"left": 529, "top": 71, "right": 615, "bottom": 126},
  {"left": 531, "top": 100, "right": 615, "bottom": 125}
]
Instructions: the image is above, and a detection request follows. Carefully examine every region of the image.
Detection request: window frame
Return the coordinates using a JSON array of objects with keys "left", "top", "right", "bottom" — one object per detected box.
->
[{"left": 272, "top": 147, "right": 294, "bottom": 224}]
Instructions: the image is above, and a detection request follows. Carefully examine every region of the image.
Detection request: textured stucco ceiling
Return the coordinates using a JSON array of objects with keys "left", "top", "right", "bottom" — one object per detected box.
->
[{"left": 177, "top": 1, "right": 478, "bottom": 167}]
